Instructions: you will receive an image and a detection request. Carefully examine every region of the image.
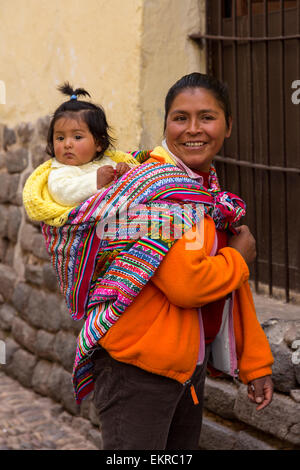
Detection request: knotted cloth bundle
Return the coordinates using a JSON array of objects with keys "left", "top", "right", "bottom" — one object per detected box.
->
[{"left": 23, "top": 156, "right": 246, "bottom": 403}]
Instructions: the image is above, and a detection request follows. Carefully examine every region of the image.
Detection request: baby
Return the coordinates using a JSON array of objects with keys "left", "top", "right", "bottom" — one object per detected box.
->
[{"left": 47, "top": 83, "right": 135, "bottom": 207}]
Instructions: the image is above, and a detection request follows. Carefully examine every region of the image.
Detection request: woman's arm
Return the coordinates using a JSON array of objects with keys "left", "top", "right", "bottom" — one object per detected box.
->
[{"left": 151, "top": 219, "right": 250, "bottom": 308}]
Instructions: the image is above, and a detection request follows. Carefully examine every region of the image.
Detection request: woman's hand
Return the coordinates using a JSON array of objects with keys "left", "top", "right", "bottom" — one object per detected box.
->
[
  {"left": 97, "top": 165, "right": 116, "bottom": 188},
  {"left": 247, "top": 375, "right": 274, "bottom": 411},
  {"left": 228, "top": 225, "right": 256, "bottom": 265}
]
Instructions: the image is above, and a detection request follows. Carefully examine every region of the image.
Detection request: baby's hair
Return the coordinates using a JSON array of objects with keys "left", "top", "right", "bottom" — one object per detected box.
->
[
  {"left": 46, "top": 82, "right": 115, "bottom": 159},
  {"left": 57, "top": 82, "right": 91, "bottom": 100}
]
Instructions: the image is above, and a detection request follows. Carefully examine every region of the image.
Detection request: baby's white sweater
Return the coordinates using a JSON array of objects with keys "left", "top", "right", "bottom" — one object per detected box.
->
[{"left": 48, "top": 156, "right": 118, "bottom": 206}]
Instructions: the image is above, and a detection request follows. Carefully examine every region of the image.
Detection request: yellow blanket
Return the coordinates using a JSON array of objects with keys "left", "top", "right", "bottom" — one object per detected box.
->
[{"left": 22, "top": 150, "right": 140, "bottom": 227}]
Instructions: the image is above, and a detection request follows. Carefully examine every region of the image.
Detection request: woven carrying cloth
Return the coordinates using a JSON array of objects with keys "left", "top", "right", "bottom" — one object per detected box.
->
[{"left": 39, "top": 161, "right": 245, "bottom": 404}]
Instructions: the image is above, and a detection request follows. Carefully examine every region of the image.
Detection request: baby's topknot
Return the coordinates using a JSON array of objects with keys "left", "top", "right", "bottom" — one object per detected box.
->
[{"left": 57, "top": 82, "right": 91, "bottom": 100}]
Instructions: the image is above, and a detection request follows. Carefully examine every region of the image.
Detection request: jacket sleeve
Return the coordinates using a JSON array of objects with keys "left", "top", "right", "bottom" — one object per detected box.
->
[
  {"left": 151, "top": 222, "right": 249, "bottom": 308},
  {"left": 233, "top": 282, "right": 274, "bottom": 383}
]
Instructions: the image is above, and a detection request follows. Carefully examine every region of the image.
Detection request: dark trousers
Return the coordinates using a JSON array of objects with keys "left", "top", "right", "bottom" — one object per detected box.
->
[{"left": 92, "top": 346, "right": 210, "bottom": 450}]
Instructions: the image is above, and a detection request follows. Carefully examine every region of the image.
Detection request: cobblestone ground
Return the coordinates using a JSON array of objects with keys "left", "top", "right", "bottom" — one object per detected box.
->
[{"left": 0, "top": 371, "right": 100, "bottom": 450}]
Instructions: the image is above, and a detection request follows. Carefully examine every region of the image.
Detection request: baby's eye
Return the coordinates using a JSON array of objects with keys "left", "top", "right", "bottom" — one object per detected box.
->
[
  {"left": 75, "top": 135, "right": 83, "bottom": 140},
  {"left": 56, "top": 136, "right": 64, "bottom": 141}
]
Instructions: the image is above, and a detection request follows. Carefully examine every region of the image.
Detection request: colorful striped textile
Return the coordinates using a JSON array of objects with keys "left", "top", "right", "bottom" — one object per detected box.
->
[{"left": 41, "top": 162, "right": 246, "bottom": 404}]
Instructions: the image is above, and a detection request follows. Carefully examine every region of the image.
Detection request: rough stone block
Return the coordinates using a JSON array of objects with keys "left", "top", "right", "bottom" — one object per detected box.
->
[
  {"left": 2, "top": 337, "right": 20, "bottom": 370},
  {"left": 3, "top": 126, "right": 17, "bottom": 150},
  {"left": 18, "top": 286, "right": 44, "bottom": 327},
  {"left": 0, "top": 173, "right": 10, "bottom": 203},
  {"left": 7, "top": 174, "right": 21, "bottom": 205},
  {"left": 0, "top": 124, "right": 4, "bottom": 151},
  {"left": 47, "top": 363, "right": 64, "bottom": 402},
  {"left": 35, "top": 329, "right": 56, "bottom": 360},
  {"left": 37, "top": 115, "right": 51, "bottom": 141},
  {"left": 234, "top": 430, "right": 277, "bottom": 450},
  {"left": 284, "top": 321, "right": 300, "bottom": 347},
  {"left": 290, "top": 389, "right": 300, "bottom": 403},
  {"left": 24, "top": 264, "right": 44, "bottom": 286},
  {"left": 0, "top": 173, "right": 20, "bottom": 204},
  {"left": 20, "top": 222, "right": 40, "bottom": 252},
  {"left": 234, "top": 384, "right": 300, "bottom": 445},
  {"left": 3, "top": 242, "right": 14, "bottom": 267},
  {"left": 32, "top": 359, "right": 54, "bottom": 396},
  {"left": 0, "top": 152, "right": 5, "bottom": 169},
  {"left": 42, "top": 263, "right": 58, "bottom": 292},
  {"left": 32, "top": 232, "right": 49, "bottom": 261},
  {"left": 60, "top": 368, "right": 79, "bottom": 415},
  {"left": 11, "top": 316, "right": 37, "bottom": 353},
  {"left": 5, "top": 148, "right": 28, "bottom": 173},
  {"left": 42, "top": 293, "right": 62, "bottom": 332},
  {"left": 199, "top": 416, "right": 237, "bottom": 450},
  {"left": 262, "top": 318, "right": 293, "bottom": 345},
  {"left": 204, "top": 377, "right": 238, "bottom": 419},
  {"left": 12, "top": 281, "right": 31, "bottom": 315},
  {"left": 88, "top": 400, "right": 100, "bottom": 427},
  {"left": 199, "top": 414, "right": 278, "bottom": 450},
  {"left": 53, "top": 330, "right": 76, "bottom": 372},
  {"left": 270, "top": 342, "right": 297, "bottom": 393},
  {"left": 16, "top": 122, "right": 34, "bottom": 145},
  {"left": 0, "top": 204, "right": 8, "bottom": 238},
  {"left": 0, "top": 263, "right": 16, "bottom": 302},
  {"left": 7, "top": 205, "right": 22, "bottom": 242},
  {"left": 0, "top": 303, "right": 16, "bottom": 331},
  {"left": 87, "top": 428, "right": 103, "bottom": 450},
  {"left": 0, "top": 238, "right": 8, "bottom": 263},
  {"left": 24, "top": 289, "right": 61, "bottom": 332},
  {"left": 31, "top": 143, "right": 49, "bottom": 168},
  {"left": 10, "top": 348, "right": 37, "bottom": 387}
]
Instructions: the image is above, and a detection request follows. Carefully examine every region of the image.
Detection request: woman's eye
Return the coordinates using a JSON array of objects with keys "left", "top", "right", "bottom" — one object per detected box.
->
[
  {"left": 202, "top": 115, "right": 214, "bottom": 121},
  {"left": 174, "top": 115, "right": 186, "bottom": 121}
]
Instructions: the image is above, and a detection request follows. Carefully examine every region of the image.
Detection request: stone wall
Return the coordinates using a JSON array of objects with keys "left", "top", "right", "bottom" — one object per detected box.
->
[
  {"left": 0, "top": 117, "right": 299, "bottom": 450},
  {"left": 0, "top": 117, "right": 101, "bottom": 441}
]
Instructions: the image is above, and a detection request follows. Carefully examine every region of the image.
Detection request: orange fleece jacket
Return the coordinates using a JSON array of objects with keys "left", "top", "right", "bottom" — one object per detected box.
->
[{"left": 99, "top": 216, "right": 274, "bottom": 385}]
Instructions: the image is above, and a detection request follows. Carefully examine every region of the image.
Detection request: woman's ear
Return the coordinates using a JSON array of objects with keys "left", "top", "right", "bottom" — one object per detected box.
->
[{"left": 225, "top": 117, "right": 233, "bottom": 138}]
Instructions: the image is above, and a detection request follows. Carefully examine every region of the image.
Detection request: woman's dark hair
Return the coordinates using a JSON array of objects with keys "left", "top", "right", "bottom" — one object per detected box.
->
[
  {"left": 46, "top": 82, "right": 114, "bottom": 159},
  {"left": 164, "top": 72, "right": 232, "bottom": 131}
]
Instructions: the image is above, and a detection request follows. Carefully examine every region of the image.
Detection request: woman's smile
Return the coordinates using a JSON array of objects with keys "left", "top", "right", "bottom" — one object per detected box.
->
[{"left": 165, "top": 88, "right": 232, "bottom": 172}]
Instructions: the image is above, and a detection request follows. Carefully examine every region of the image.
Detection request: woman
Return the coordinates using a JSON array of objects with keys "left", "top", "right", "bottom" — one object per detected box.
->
[{"left": 92, "top": 73, "right": 274, "bottom": 450}]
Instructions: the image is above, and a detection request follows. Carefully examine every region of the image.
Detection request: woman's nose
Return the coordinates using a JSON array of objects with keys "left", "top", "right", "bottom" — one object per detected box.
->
[{"left": 187, "top": 119, "right": 202, "bottom": 135}]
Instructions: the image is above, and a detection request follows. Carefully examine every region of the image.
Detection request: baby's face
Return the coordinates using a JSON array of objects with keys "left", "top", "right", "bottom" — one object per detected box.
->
[{"left": 53, "top": 117, "right": 102, "bottom": 166}]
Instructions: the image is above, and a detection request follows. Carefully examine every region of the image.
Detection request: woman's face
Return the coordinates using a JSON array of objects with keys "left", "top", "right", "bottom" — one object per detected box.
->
[{"left": 165, "top": 87, "right": 232, "bottom": 172}]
